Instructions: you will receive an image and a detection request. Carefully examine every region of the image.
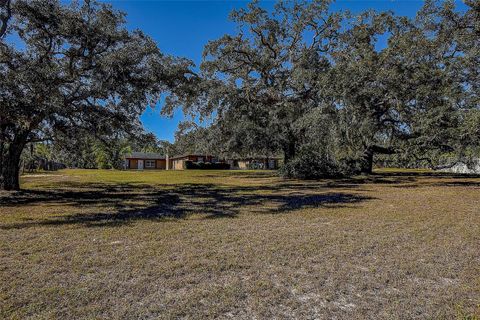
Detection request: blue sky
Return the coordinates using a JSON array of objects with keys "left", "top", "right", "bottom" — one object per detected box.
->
[{"left": 103, "top": 0, "right": 465, "bottom": 142}]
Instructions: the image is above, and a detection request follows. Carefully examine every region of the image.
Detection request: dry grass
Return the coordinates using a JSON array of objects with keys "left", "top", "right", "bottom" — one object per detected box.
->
[{"left": 1, "top": 169, "right": 479, "bottom": 319}]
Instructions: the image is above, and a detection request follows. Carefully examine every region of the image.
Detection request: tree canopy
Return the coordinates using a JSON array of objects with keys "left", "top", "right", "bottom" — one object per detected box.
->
[
  {"left": 171, "top": 0, "right": 479, "bottom": 177},
  {"left": 0, "top": 0, "right": 11, "bottom": 39},
  {"left": 0, "top": 0, "right": 195, "bottom": 190},
  {"left": 194, "top": 0, "right": 341, "bottom": 163}
]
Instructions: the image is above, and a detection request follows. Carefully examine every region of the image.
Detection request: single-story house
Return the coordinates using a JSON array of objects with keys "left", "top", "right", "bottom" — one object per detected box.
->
[
  {"left": 170, "top": 154, "right": 218, "bottom": 170},
  {"left": 227, "top": 157, "right": 281, "bottom": 170},
  {"left": 124, "top": 152, "right": 172, "bottom": 170},
  {"left": 124, "top": 152, "right": 282, "bottom": 170}
]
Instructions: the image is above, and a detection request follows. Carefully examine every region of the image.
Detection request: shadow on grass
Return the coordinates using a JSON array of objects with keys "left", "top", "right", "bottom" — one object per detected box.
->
[
  {"left": 3, "top": 170, "right": 476, "bottom": 229},
  {"left": 0, "top": 181, "right": 373, "bottom": 229},
  {"left": 368, "top": 171, "right": 480, "bottom": 188}
]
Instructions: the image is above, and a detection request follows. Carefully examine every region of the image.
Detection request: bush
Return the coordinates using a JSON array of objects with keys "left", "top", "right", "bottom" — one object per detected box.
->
[
  {"left": 184, "top": 160, "right": 195, "bottom": 169},
  {"left": 216, "top": 162, "right": 231, "bottom": 170},
  {"left": 184, "top": 161, "right": 230, "bottom": 170},
  {"left": 100, "top": 162, "right": 112, "bottom": 169},
  {"left": 336, "top": 156, "right": 364, "bottom": 176},
  {"left": 279, "top": 147, "right": 342, "bottom": 179}
]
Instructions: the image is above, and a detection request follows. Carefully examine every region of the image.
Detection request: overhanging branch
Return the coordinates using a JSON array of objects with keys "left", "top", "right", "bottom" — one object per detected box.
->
[{"left": 0, "top": 0, "right": 11, "bottom": 38}]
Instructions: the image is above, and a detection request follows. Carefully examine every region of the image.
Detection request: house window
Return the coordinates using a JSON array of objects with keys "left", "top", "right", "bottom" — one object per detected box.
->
[
  {"left": 145, "top": 160, "right": 155, "bottom": 168},
  {"left": 197, "top": 157, "right": 204, "bottom": 163}
]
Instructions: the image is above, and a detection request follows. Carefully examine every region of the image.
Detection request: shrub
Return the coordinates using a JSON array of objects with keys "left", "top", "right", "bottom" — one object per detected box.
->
[
  {"left": 214, "top": 162, "right": 231, "bottom": 170},
  {"left": 279, "top": 146, "right": 342, "bottom": 179},
  {"left": 100, "top": 162, "right": 112, "bottom": 169},
  {"left": 337, "top": 156, "right": 364, "bottom": 176},
  {"left": 184, "top": 161, "right": 230, "bottom": 170},
  {"left": 184, "top": 160, "right": 196, "bottom": 169}
]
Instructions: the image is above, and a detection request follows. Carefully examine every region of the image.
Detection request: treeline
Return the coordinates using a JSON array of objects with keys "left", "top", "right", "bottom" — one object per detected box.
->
[
  {"left": 20, "top": 124, "right": 216, "bottom": 171},
  {"left": 21, "top": 132, "right": 166, "bottom": 171}
]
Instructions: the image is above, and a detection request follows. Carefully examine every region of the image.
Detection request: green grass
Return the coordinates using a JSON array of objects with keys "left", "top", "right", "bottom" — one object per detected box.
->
[{"left": 1, "top": 169, "right": 479, "bottom": 319}]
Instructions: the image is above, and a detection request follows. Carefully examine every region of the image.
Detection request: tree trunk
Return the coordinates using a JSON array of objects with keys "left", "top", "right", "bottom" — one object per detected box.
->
[
  {"left": 0, "top": 132, "right": 28, "bottom": 191},
  {"left": 361, "top": 145, "right": 396, "bottom": 174},
  {"left": 283, "top": 139, "right": 296, "bottom": 164},
  {"left": 1, "top": 149, "right": 22, "bottom": 190},
  {"left": 361, "top": 148, "right": 374, "bottom": 174}
]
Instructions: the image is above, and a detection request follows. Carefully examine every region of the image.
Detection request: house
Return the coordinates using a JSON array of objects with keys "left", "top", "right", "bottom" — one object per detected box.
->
[
  {"left": 124, "top": 152, "right": 282, "bottom": 171},
  {"left": 124, "top": 152, "right": 171, "bottom": 170},
  {"left": 170, "top": 154, "right": 218, "bottom": 170},
  {"left": 227, "top": 157, "right": 281, "bottom": 170}
]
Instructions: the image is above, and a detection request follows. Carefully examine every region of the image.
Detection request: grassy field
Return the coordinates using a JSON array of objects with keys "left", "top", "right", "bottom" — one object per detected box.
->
[{"left": 1, "top": 169, "right": 479, "bottom": 319}]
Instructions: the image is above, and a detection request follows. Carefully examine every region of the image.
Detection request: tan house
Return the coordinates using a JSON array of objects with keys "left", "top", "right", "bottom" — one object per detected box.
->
[
  {"left": 170, "top": 154, "right": 217, "bottom": 170},
  {"left": 227, "top": 157, "right": 281, "bottom": 170},
  {"left": 124, "top": 152, "right": 172, "bottom": 170},
  {"left": 124, "top": 152, "right": 281, "bottom": 170}
]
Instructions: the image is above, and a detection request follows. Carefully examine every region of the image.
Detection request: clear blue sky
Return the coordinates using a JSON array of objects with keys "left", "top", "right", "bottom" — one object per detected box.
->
[{"left": 103, "top": 0, "right": 465, "bottom": 142}]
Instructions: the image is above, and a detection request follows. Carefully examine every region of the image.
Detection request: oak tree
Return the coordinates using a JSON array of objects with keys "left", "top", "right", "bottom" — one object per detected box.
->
[{"left": 0, "top": 0, "right": 194, "bottom": 190}]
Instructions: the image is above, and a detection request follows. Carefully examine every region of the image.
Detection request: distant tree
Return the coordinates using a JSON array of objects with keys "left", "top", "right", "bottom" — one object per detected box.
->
[
  {"left": 95, "top": 133, "right": 136, "bottom": 169},
  {"left": 168, "top": 122, "right": 219, "bottom": 156},
  {"left": 136, "top": 132, "right": 165, "bottom": 154},
  {"left": 0, "top": 0, "right": 195, "bottom": 190},
  {"left": 30, "top": 129, "right": 165, "bottom": 169}
]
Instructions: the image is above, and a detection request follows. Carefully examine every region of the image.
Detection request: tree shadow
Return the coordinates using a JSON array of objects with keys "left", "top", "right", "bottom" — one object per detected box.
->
[
  {"left": 4, "top": 170, "right": 476, "bottom": 229},
  {"left": 0, "top": 181, "right": 373, "bottom": 229},
  {"left": 373, "top": 171, "right": 480, "bottom": 178},
  {"left": 336, "top": 171, "right": 480, "bottom": 189},
  {"left": 428, "top": 180, "right": 480, "bottom": 188}
]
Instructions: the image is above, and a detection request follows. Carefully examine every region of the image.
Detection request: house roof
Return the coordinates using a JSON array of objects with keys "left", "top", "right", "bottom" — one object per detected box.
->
[
  {"left": 226, "top": 154, "right": 283, "bottom": 160},
  {"left": 170, "top": 154, "right": 214, "bottom": 160},
  {"left": 125, "top": 152, "right": 166, "bottom": 160},
  {"left": 168, "top": 153, "right": 282, "bottom": 161}
]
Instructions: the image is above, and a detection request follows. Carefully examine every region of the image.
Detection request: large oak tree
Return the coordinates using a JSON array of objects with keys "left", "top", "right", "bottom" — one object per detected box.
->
[
  {"left": 197, "top": 0, "right": 478, "bottom": 175},
  {"left": 0, "top": 0, "right": 195, "bottom": 190},
  {"left": 189, "top": 0, "right": 341, "bottom": 163}
]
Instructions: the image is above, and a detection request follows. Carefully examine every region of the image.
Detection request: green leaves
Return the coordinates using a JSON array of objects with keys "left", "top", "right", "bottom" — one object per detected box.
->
[
  {"left": 184, "top": 0, "right": 479, "bottom": 176},
  {"left": 0, "top": 0, "right": 195, "bottom": 189}
]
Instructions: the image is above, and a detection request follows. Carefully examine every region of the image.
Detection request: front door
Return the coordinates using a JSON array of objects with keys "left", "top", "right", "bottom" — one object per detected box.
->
[{"left": 138, "top": 159, "right": 144, "bottom": 170}]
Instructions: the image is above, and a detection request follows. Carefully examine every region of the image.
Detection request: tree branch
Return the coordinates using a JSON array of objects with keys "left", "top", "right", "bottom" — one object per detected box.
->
[{"left": 0, "top": 0, "right": 11, "bottom": 39}]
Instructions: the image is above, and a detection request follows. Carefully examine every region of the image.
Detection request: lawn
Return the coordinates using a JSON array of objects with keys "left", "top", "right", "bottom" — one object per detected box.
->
[{"left": 1, "top": 169, "right": 479, "bottom": 319}]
